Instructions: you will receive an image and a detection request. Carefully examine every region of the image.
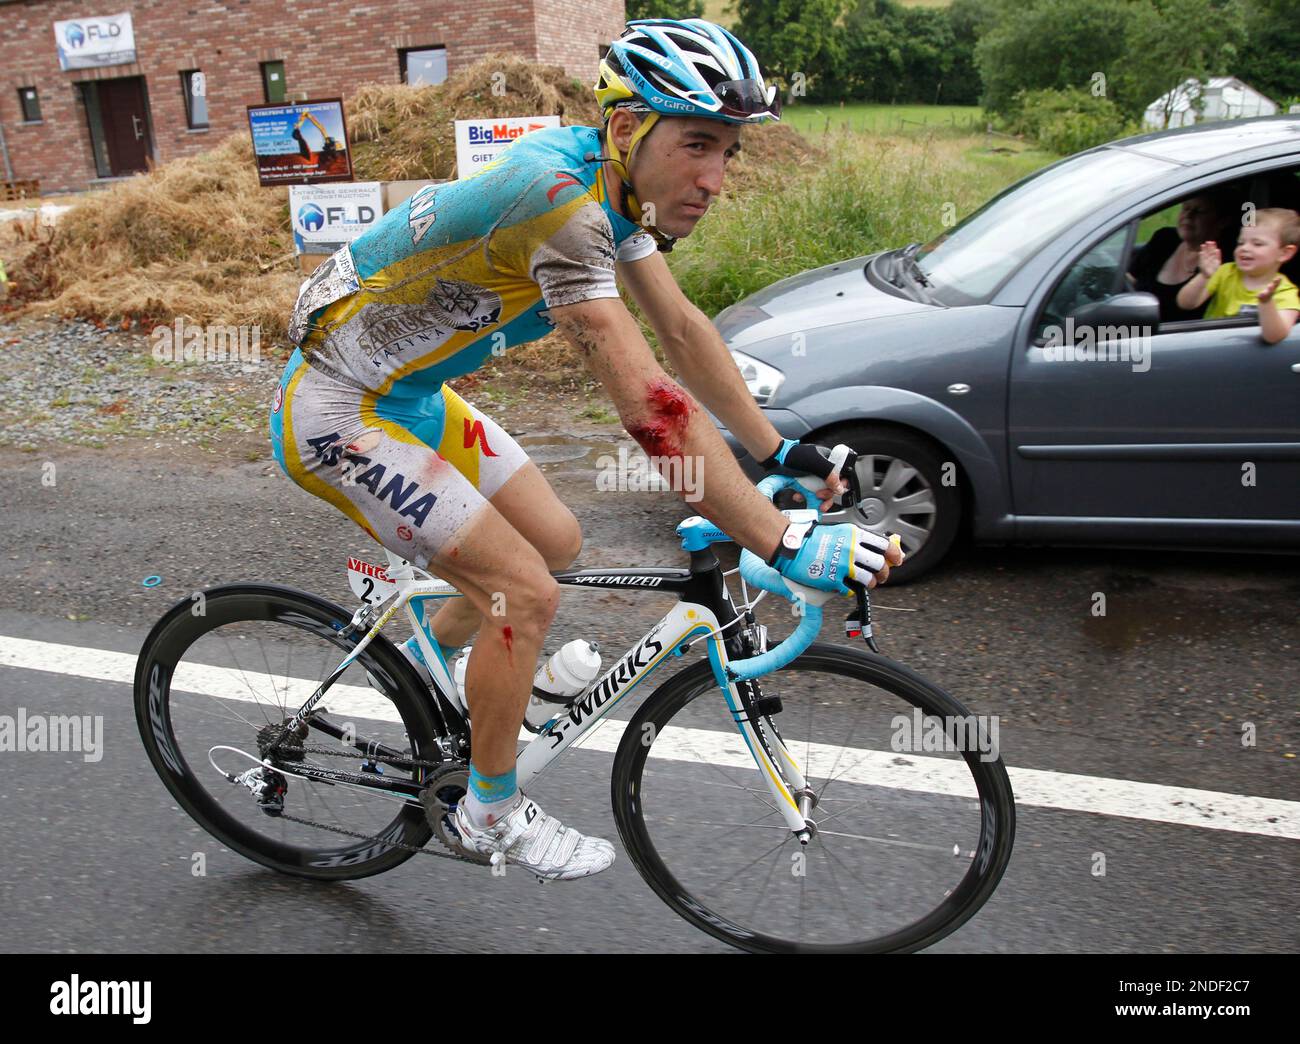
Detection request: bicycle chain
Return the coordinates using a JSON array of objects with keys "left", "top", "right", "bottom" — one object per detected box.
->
[
  {"left": 290, "top": 743, "right": 445, "bottom": 770},
  {"left": 273, "top": 810, "right": 483, "bottom": 865},
  {"left": 261, "top": 746, "right": 486, "bottom": 865}
]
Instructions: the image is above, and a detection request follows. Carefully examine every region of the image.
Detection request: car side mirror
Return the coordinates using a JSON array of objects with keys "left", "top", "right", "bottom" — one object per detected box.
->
[{"left": 1069, "top": 292, "right": 1160, "bottom": 333}]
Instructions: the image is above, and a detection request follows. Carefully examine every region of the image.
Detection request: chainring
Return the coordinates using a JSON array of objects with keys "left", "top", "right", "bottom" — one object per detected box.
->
[{"left": 419, "top": 762, "right": 492, "bottom": 865}]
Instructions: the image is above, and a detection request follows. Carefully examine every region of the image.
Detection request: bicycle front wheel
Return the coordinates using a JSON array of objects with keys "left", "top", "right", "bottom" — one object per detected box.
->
[
  {"left": 612, "top": 644, "right": 1015, "bottom": 953},
  {"left": 134, "top": 584, "right": 443, "bottom": 881}
]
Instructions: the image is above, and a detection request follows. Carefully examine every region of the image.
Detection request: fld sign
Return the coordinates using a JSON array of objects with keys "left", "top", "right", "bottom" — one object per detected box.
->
[
  {"left": 54, "top": 12, "right": 136, "bottom": 71},
  {"left": 453, "top": 116, "right": 560, "bottom": 179},
  {"left": 289, "top": 182, "right": 383, "bottom": 255}
]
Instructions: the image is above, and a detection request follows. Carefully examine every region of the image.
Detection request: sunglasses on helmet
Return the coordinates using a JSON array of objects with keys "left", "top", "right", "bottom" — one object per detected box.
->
[{"left": 715, "top": 79, "right": 781, "bottom": 121}]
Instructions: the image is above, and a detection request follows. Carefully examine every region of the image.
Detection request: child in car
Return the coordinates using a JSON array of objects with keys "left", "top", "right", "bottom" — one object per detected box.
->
[{"left": 1176, "top": 207, "right": 1299, "bottom": 343}]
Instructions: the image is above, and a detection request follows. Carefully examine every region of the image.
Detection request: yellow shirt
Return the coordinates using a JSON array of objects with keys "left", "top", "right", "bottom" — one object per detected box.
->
[{"left": 1204, "top": 262, "right": 1300, "bottom": 318}]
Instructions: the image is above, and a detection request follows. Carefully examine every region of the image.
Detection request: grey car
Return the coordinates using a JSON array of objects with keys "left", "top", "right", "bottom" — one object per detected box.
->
[{"left": 714, "top": 115, "right": 1300, "bottom": 581}]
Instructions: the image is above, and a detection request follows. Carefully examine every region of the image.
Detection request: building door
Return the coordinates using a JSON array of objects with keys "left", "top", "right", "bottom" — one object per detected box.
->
[{"left": 95, "top": 77, "right": 152, "bottom": 174}]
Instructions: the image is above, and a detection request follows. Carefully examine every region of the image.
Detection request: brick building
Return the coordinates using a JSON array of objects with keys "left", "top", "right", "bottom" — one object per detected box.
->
[{"left": 0, "top": 0, "right": 626, "bottom": 192}]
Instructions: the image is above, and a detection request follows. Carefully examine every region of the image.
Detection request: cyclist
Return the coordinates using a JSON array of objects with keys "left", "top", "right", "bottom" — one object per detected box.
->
[{"left": 269, "top": 17, "right": 903, "bottom": 880}]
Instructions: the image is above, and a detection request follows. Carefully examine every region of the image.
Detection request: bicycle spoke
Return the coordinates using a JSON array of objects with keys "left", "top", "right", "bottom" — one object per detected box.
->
[
  {"left": 812, "top": 795, "right": 876, "bottom": 826},
  {"left": 671, "top": 726, "right": 784, "bottom": 818},
  {"left": 625, "top": 654, "right": 1012, "bottom": 952},
  {"left": 666, "top": 774, "right": 782, "bottom": 817},
  {"left": 215, "top": 629, "right": 281, "bottom": 725},
  {"left": 254, "top": 635, "right": 284, "bottom": 716},
  {"left": 137, "top": 589, "right": 434, "bottom": 883},
  {"left": 724, "top": 832, "right": 794, "bottom": 880},
  {"left": 817, "top": 827, "right": 957, "bottom": 856},
  {"left": 742, "top": 834, "right": 791, "bottom": 926},
  {"left": 171, "top": 695, "right": 264, "bottom": 734},
  {"left": 812, "top": 834, "right": 879, "bottom": 897},
  {"left": 693, "top": 816, "right": 787, "bottom": 835}
]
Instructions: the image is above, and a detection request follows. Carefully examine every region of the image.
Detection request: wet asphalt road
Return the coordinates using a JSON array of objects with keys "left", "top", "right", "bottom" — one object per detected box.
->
[{"left": 0, "top": 434, "right": 1296, "bottom": 953}]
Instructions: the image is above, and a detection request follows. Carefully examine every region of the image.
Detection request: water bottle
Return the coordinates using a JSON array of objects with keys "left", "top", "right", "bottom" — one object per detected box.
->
[
  {"left": 451, "top": 649, "right": 471, "bottom": 715},
  {"left": 525, "top": 640, "right": 601, "bottom": 733}
]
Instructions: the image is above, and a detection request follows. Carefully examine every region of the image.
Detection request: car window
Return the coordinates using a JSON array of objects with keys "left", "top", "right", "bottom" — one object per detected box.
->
[
  {"left": 1137, "top": 202, "right": 1180, "bottom": 246},
  {"left": 915, "top": 148, "right": 1176, "bottom": 306},
  {"left": 1135, "top": 163, "right": 1300, "bottom": 326},
  {"left": 1035, "top": 224, "right": 1133, "bottom": 337}
]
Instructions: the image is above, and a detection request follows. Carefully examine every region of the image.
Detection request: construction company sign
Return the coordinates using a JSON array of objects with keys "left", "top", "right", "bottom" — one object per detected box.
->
[
  {"left": 54, "top": 12, "right": 136, "bottom": 71},
  {"left": 453, "top": 116, "right": 561, "bottom": 179},
  {"left": 289, "top": 182, "right": 383, "bottom": 254}
]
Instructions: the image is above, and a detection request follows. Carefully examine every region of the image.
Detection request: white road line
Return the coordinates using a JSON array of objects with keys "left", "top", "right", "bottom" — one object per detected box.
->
[{"left": 2, "top": 634, "right": 1297, "bottom": 840}]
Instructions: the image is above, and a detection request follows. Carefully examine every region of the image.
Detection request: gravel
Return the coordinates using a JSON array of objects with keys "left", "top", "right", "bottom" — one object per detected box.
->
[{"left": 0, "top": 315, "right": 286, "bottom": 451}]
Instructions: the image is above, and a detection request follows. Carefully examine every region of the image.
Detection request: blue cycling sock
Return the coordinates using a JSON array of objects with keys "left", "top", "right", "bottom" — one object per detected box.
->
[{"left": 464, "top": 765, "right": 521, "bottom": 828}]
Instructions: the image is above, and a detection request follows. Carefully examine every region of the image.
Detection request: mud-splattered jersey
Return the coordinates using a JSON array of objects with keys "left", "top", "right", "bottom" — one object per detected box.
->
[{"left": 287, "top": 124, "right": 656, "bottom": 398}]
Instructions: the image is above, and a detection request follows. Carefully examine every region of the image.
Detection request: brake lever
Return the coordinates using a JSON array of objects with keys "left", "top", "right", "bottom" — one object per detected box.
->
[
  {"left": 844, "top": 584, "right": 879, "bottom": 654},
  {"left": 834, "top": 449, "right": 880, "bottom": 653},
  {"left": 831, "top": 445, "right": 860, "bottom": 513}
]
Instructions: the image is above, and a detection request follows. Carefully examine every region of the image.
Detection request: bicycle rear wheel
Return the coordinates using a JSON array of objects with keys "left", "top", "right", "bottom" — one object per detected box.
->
[
  {"left": 611, "top": 645, "right": 1015, "bottom": 953},
  {"left": 134, "top": 584, "right": 443, "bottom": 881}
]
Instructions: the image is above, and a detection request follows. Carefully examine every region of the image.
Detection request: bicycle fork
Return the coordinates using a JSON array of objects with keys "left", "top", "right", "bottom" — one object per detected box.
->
[{"left": 702, "top": 635, "right": 817, "bottom": 842}]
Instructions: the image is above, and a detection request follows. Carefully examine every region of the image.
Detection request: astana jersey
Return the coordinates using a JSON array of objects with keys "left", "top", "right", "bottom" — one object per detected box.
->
[{"left": 286, "top": 124, "right": 656, "bottom": 398}]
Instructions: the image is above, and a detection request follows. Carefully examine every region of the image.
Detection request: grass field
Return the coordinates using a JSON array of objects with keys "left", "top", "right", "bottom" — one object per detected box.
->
[
  {"left": 669, "top": 128, "right": 1058, "bottom": 317},
  {"left": 781, "top": 102, "right": 983, "bottom": 136},
  {"left": 701, "top": 0, "right": 950, "bottom": 24}
]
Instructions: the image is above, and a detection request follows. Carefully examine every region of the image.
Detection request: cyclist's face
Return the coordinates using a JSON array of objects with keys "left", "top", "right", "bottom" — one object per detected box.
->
[{"left": 625, "top": 115, "right": 741, "bottom": 237}]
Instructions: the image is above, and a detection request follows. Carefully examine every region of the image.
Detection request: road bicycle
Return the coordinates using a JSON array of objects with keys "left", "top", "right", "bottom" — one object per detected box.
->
[{"left": 134, "top": 470, "right": 1015, "bottom": 953}]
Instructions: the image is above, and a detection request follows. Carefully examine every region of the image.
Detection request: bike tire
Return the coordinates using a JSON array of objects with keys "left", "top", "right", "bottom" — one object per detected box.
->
[
  {"left": 134, "top": 583, "right": 442, "bottom": 882},
  {"left": 610, "top": 644, "right": 1016, "bottom": 953}
]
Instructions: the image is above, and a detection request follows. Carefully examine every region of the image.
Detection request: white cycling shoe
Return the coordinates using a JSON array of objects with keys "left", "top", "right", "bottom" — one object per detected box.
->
[{"left": 447, "top": 796, "right": 616, "bottom": 881}]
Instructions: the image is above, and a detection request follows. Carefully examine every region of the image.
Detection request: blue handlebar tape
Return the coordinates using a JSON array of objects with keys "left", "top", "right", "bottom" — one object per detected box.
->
[{"left": 725, "top": 548, "right": 823, "bottom": 681}]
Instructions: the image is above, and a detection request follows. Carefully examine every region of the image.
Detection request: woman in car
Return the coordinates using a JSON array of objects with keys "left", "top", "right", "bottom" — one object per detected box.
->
[{"left": 1128, "top": 194, "right": 1226, "bottom": 322}]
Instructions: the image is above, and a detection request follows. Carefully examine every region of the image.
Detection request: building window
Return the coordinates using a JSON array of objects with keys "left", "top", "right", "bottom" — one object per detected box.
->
[
  {"left": 18, "top": 87, "right": 41, "bottom": 123},
  {"left": 399, "top": 46, "right": 448, "bottom": 87},
  {"left": 180, "top": 70, "right": 208, "bottom": 129},
  {"left": 261, "top": 61, "right": 286, "bottom": 104}
]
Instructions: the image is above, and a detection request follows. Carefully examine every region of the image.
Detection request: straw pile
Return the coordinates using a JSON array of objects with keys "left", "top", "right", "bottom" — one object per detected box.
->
[{"left": 11, "top": 54, "right": 814, "bottom": 343}]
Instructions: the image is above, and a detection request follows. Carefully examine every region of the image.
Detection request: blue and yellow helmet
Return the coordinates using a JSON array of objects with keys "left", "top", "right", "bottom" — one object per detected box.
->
[{"left": 595, "top": 18, "right": 781, "bottom": 125}]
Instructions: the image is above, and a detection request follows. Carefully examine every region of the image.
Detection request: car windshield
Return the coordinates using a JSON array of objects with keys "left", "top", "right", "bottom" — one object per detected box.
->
[{"left": 914, "top": 148, "right": 1178, "bottom": 305}]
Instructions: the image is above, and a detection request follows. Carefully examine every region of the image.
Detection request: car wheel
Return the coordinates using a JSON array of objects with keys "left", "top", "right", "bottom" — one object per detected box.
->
[{"left": 796, "top": 424, "right": 962, "bottom": 584}]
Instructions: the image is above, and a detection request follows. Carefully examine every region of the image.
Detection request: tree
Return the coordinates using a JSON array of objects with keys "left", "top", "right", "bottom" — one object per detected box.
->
[
  {"left": 1235, "top": 0, "right": 1300, "bottom": 104},
  {"left": 974, "top": 0, "right": 1247, "bottom": 120},
  {"left": 839, "top": 0, "right": 903, "bottom": 102},
  {"left": 1113, "top": 0, "right": 1247, "bottom": 124},
  {"left": 734, "top": 0, "right": 850, "bottom": 98},
  {"left": 625, "top": 0, "right": 706, "bottom": 19},
  {"left": 975, "top": 0, "right": 1141, "bottom": 115}
]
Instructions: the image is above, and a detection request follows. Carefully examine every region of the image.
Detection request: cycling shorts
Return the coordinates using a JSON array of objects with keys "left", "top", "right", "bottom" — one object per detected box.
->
[{"left": 269, "top": 349, "right": 528, "bottom": 567}]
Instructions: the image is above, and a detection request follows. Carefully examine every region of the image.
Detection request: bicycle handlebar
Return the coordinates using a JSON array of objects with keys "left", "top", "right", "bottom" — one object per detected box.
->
[
  {"left": 728, "top": 550, "right": 824, "bottom": 681},
  {"left": 724, "top": 473, "right": 841, "bottom": 683}
]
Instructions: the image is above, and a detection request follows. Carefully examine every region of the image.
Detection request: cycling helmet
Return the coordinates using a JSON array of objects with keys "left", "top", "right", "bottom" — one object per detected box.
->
[
  {"left": 592, "top": 19, "right": 779, "bottom": 250},
  {"left": 595, "top": 18, "right": 781, "bottom": 125}
]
